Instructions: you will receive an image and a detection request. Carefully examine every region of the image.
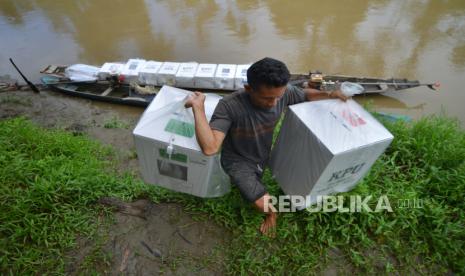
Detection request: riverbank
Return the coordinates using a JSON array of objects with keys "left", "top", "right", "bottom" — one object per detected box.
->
[
  {"left": 0, "top": 89, "right": 230, "bottom": 274},
  {"left": 1, "top": 89, "right": 464, "bottom": 274}
]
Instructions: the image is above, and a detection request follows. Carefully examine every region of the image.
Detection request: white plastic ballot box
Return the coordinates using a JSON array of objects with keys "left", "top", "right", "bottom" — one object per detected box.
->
[
  {"left": 175, "top": 62, "right": 199, "bottom": 88},
  {"left": 133, "top": 86, "right": 230, "bottom": 197},
  {"left": 270, "top": 99, "right": 394, "bottom": 209},
  {"left": 120, "top": 59, "right": 146, "bottom": 84},
  {"left": 194, "top": 64, "right": 217, "bottom": 89},
  {"left": 234, "top": 64, "right": 250, "bottom": 89},
  {"left": 138, "top": 61, "right": 163, "bottom": 85},
  {"left": 98, "top": 63, "right": 124, "bottom": 80},
  {"left": 157, "top": 62, "right": 181, "bottom": 86},
  {"left": 214, "top": 64, "right": 237, "bottom": 90}
]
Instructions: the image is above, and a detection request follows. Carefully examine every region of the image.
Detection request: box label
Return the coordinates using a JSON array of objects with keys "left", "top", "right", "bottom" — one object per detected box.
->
[
  {"left": 159, "top": 148, "right": 188, "bottom": 163},
  {"left": 328, "top": 162, "right": 366, "bottom": 182},
  {"left": 164, "top": 118, "right": 195, "bottom": 138},
  {"left": 341, "top": 110, "right": 366, "bottom": 127}
]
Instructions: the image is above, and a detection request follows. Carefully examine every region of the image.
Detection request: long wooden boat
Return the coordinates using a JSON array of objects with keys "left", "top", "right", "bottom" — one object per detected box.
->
[
  {"left": 41, "top": 76, "right": 154, "bottom": 107},
  {"left": 40, "top": 65, "right": 437, "bottom": 108}
]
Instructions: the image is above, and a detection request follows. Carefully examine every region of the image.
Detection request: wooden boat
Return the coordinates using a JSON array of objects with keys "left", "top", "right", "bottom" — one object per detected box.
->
[
  {"left": 41, "top": 76, "right": 154, "bottom": 107},
  {"left": 40, "top": 65, "right": 437, "bottom": 108}
]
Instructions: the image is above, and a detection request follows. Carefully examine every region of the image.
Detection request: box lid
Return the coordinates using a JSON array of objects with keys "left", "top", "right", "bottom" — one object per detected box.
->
[
  {"left": 176, "top": 62, "right": 199, "bottom": 77},
  {"left": 158, "top": 62, "right": 181, "bottom": 74},
  {"left": 140, "top": 61, "right": 163, "bottom": 73},
  {"left": 99, "top": 63, "right": 124, "bottom": 74},
  {"left": 133, "top": 86, "right": 221, "bottom": 151},
  {"left": 215, "top": 64, "right": 237, "bottom": 78},
  {"left": 195, "top": 64, "right": 217, "bottom": 78},
  {"left": 122, "top": 59, "right": 146, "bottom": 75}
]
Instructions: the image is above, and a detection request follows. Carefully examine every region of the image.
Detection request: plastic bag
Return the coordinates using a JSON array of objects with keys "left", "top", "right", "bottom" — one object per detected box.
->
[
  {"left": 65, "top": 64, "right": 100, "bottom": 82},
  {"left": 136, "top": 87, "right": 221, "bottom": 150},
  {"left": 340, "top": 81, "right": 364, "bottom": 96}
]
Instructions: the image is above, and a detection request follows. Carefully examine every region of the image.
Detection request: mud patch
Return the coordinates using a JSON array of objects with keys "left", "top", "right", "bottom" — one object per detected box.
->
[{"left": 67, "top": 200, "right": 228, "bottom": 275}]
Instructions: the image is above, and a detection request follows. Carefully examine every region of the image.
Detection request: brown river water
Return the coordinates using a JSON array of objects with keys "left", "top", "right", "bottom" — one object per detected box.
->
[{"left": 1, "top": 0, "right": 464, "bottom": 124}]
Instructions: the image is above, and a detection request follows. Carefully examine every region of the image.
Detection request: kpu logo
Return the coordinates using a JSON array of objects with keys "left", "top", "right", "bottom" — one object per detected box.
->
[{"left": 329, "top": 163, "right": 365, "bottom": 182}]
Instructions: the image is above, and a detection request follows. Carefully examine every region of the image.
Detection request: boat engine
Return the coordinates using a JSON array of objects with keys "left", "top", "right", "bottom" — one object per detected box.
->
[{"left": 306, "top": 71, "right": 338, "bottom": 91}]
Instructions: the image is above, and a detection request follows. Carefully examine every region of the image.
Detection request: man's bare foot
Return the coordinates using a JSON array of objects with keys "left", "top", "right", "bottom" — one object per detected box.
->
[
  {"left": 254, "top": 193, "right": 278, "bottom": 236},
  {"left": 259, "top": 212, "right": 277, "bottom": 237}
]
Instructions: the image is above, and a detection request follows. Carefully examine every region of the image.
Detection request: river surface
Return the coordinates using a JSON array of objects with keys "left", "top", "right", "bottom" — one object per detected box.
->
[{"left": 1, "top": 0, "right": 464, "bottom": 123}]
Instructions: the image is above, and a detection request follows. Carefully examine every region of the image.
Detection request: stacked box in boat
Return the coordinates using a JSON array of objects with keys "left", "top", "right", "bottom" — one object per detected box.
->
[
  {"left": 138, "top": 61, "right": 163, "bottom": 85},
  {"left": 175, "top": 62, "right": 198, "bottom": 88},
  {"left": 120, "top": 59, "right": 146, "bottom": 84},
  {"left": 157, "top": 62, "right": 181, "bottom": 86},
  {"left": 234, "top": 64, "right": 250, "bottom": 89},
  {"left": 194, "top": 64, "right": 217, "bottom": 89},
  {"left": 214, "top": 64, "right": 237, "bottom": 90},
  {"left": 98, "top": 63, "right": 124, "bottom": 80}
]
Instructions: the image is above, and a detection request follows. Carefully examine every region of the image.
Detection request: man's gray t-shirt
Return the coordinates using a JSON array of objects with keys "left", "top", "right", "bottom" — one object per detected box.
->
[{"left": 209, "top": 85, "right": 306, "bottom": 168}]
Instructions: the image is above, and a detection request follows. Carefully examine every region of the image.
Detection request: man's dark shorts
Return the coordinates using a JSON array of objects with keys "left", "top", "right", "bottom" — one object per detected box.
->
[{"left": 221, "top": 160, "right": 267, "bottom": 203}]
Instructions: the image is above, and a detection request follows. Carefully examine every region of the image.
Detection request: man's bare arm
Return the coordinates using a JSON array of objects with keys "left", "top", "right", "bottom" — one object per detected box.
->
[
  {"left": 186, "top": 92, "right": 226, "bottom": 156},
  {"left": 303, "top": 88, "right": 348, "bottom": 102}
]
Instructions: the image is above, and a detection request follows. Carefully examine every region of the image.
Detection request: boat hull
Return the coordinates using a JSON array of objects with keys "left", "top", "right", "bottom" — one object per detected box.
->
[{"left": 41, "top": 73, "right": 421, "bottom": 107}]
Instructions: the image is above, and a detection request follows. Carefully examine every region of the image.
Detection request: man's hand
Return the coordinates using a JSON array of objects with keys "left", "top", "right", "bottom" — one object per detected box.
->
[
  {"left": 329, "top": 89, "right": 349, "bottom": 102},
  {"left": 183, "top": 91, "right": 226, "bottom": 156},
  {"left": 185, "top": 91, "right": 206, "bottom": 108}
]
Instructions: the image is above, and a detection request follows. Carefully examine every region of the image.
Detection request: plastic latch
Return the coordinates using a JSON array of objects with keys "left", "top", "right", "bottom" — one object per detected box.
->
[
  {"left": 167, "top": 138, "right": 174, "bottom": 158},
  {"left": 167, "top": 144, "right": 174, "bottom": 157}
]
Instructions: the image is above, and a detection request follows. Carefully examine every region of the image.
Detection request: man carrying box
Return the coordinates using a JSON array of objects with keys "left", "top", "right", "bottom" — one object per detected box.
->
[{"left": 185, "top": 57, "right": 347, "bottom": 236}]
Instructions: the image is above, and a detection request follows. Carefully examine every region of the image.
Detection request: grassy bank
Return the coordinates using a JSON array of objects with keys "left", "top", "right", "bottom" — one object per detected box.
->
[
  {"left": 0, "top": 118, "right": 150, "bottom": 273},
  {"left": 1, "top": 116, "right": 464, "bottom": 274}
]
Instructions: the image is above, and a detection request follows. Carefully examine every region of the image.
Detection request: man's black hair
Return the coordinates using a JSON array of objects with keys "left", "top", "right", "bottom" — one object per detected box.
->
[{"left": 246, "top": 57, "right": 290, "bottom": 90}]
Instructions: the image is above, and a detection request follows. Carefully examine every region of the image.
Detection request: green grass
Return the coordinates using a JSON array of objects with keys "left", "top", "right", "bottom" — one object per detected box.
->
[
  {"left": 103, "top": 116, "right": 129, "bottom": 129},
  {"left": 1, "top": 115, "right": 464, "bottom": 274},
  {"left": 0, "top": 117, "right": 151, "bottom": 274}
]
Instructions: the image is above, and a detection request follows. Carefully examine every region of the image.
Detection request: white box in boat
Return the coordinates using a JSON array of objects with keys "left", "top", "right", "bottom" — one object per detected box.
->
[
  {"left": 234, "top": 64, "right": 250, "bottom": 89},
  {"left": 214, "top": 64, "right": 237, "bottom": 90},
  {"left": 138, "top": 61, "right": 163, "bottom": 85},
  {"left": 133, "top": 85, "right": 230, "bottom": 198},
  {"left": 175, "top": 62, "right": 199, "bottom": 88},
  {"left": 194, "top": 64, "right": 217, "bottom": 89},
  {"left": 270, "top": 99, "right": 394, "bottom": 209},
  {"left": 98, "top": 63, "right": 124, "bottom": 80},
  {"left": 120, "top": 59, "right": 146, "bottom": 84},
  {"left": 157, "top": 62, "right": 181, "bottom": 86},
  {"left": 64, "top": 64, "right": 99, "bottom": 82}
]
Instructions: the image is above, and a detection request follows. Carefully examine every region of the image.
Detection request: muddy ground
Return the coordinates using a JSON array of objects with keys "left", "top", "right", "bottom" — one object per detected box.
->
[{"left": 0, "top": 89, "right": 231, "bottom": 275}]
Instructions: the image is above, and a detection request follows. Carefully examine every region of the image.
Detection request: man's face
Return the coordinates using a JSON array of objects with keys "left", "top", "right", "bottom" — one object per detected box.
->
[{"left": 245, "top": 84, "right": 287, "bottom": 110}]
